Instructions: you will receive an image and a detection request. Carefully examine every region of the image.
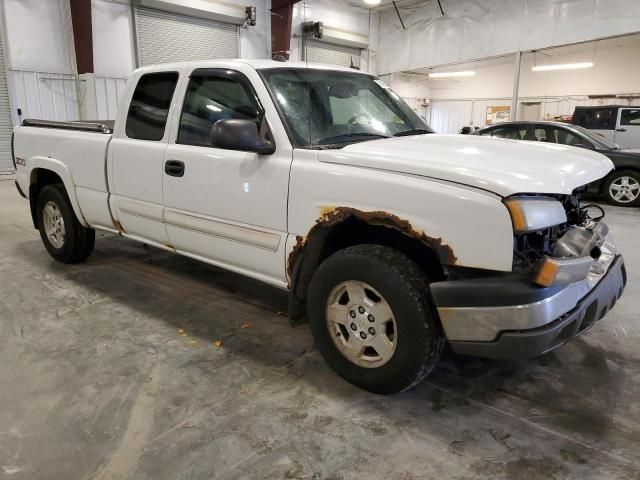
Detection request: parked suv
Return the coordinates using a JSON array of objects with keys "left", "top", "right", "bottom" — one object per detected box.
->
[
  {"left": 572, "top": 105, "right": 640, "bottom": 150},
  {"left": 474, "top": 121, "right": 640, "bottom": 206}
]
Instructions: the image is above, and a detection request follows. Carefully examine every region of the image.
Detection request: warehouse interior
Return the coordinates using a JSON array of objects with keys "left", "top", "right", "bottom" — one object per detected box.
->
[{"left": 1, "top": 0, "right": 640, "bottom": 479}]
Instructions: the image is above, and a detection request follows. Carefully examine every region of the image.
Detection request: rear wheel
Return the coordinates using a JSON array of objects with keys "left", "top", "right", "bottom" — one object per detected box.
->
[
  {"left": 603, "top": 170, "right": 640, "bottom": 207},
  {"left": 37, "top": 184, "right": 95, "bottom": 263},
  {"left": 307, "top": 244, "right": 445, "bottom": 394}
]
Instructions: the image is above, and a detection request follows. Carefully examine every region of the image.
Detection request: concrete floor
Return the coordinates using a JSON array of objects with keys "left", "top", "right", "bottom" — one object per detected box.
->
[{"left": 1, "top": 177, "right": 640, "bottom": 480}]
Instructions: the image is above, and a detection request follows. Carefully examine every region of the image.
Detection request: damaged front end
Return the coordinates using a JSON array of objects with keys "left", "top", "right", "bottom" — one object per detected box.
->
[
  {"left": 510, "top": 193, "right": 612, "bottom": 288},
  {"left": 430, "top": 190, "right": 626, "bottom": 359}
]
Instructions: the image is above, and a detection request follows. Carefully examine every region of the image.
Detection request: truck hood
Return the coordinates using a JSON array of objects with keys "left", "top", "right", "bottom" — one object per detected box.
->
[{"left": 318, "top": 134, "right": 614, "bottom": 197}]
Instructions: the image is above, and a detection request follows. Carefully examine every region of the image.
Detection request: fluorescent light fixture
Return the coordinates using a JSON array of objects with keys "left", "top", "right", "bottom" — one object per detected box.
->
[
  {"left": 532, "top": 62, "right": 594, "bottom": 72},
  {"left": 428, "top": 70, "right": 476, "bottom": 78},
  {"left": 363, "top": 0, "right": 380, "bottom": 5}
]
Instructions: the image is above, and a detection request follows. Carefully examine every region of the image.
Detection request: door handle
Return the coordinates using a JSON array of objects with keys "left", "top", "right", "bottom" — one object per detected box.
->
[
  {"left": 616, "top": 128, "right": 627, "bottom": 132},
  {"left": 165, "top": 160, "right": 185, "bottom": 177}
]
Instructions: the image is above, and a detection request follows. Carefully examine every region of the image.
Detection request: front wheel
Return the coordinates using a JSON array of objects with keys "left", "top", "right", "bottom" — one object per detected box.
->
[
  {"left": 307, "top": 244, "right": 445, "bottom": 394},
  {"left": 603, "top": 170, "right": 640, "bottom": 207},
  {"left": 37, "top": 184, "right": 95, "bottom": 263}
]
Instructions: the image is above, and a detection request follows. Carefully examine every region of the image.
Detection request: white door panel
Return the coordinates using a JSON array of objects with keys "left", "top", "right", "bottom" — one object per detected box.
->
[
  {"left": 109, "top": 70, "right": 181, "bottom": 245},
  {"left": 163, "top": 144, "right": 290, "bottom": 282},
  {"left": 615, "top": 108, "right": 640, "bottom": 149},
  {"left": 161, "top": 67, "right": 291, "bottom": 285},
  {"left": 117, "top": 196, "right": 165, "bottom": 222},
  {"left": 166, "top": 226, "right": 288, "bottom": 288},
  {"left": 110, "top": 138, "right": 170, "bottom": 244},
  {"left": 163, "top": 147, "right": 288, "bottom": 230},
  {"left": 164, "top": 208, "right": 281, "bottom": 251}
]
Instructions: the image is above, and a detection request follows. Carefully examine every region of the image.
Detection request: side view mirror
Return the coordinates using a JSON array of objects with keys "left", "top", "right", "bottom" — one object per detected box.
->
[{"left": 210, "top": 119, "right": 275, "bottom": 155}]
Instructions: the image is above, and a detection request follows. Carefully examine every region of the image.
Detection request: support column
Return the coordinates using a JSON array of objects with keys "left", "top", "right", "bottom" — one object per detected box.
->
[
  {"left": 271, "top": 0, "right": 301, "bottom": 60},
  {"left": 70, "top": 0, "right": 94, "bottom": 74},
  {"left": 510, "top": 51, "right": 521, "bottom": 121}
]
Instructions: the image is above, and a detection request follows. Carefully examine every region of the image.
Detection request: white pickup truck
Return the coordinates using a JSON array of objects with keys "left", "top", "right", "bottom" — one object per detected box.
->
[{"left": 13, "top": 60, "right": 626, "bottom": 394}]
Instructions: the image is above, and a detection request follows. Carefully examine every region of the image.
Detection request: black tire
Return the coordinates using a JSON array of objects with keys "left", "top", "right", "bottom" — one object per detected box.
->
[
  {"left": 36, "top": 184, "right": 95, "bottom": 263},
  {"left": 307, "top": 244, "right": 445, "bottom": 394},
  {"left": 603, "top": 170, "right": 640, "bottom": 207}
]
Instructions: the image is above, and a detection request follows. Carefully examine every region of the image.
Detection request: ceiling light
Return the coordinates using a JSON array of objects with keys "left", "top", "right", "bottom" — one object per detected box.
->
[
  {"left": 363, "top": 0, "right": 380, "bottom": 5},
  {"left": 532, "top": 62, "right": 594, "bottom": 72},
  {"left": 428, "top": 70, "right": 476, "bottom": 78}
]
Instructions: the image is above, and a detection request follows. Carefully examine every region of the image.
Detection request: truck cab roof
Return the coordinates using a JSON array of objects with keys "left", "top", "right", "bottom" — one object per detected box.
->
[{"left": 134, "top": 58, "right": 371, "bottom": 76}]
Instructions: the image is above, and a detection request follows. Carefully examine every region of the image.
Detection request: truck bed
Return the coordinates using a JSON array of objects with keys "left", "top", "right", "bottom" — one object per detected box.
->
[
  {"left": 14, "top": 121, "right": 115, "bottom": 229},
  {"left": 22, "top": 119, "right": 115, "bottom": 134}
]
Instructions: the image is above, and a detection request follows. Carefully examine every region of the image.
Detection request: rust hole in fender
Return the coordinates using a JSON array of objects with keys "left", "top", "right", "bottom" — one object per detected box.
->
[{"left": 287, "top": 206, "right": 457, "bottom": 279}]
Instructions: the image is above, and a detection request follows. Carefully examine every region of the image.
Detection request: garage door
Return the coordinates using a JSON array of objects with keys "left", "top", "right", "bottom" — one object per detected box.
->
[
  {"left": 0, "top": 26, "right": 13, "bottom": 174},
  {"left": 134, "top": 8, "right": 239, "bottom": 66},
  {"left": 305, "top": 41, "right": 361, "bottom": 69}
]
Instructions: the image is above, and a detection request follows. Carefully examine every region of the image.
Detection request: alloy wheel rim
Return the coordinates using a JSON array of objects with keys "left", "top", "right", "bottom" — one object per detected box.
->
[
  {"left": 43, "top": 201, "right": 66, "bottom": 249},
  {"left": 325, "top": 280, "right": 397, "bottom": 368},
  {"left": 609, "top": 176, "right": 640, "bottom": 203}
]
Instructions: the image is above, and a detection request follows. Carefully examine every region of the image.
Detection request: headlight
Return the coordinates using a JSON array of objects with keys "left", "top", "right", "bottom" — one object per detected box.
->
[{"left": 504, "top": 197, "right": 567, "bottom": 233}]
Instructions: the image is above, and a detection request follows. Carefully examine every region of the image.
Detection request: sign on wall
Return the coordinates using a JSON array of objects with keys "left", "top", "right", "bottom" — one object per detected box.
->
[{"left": 486, "top": 106, "right": 511, "bottom": 125}]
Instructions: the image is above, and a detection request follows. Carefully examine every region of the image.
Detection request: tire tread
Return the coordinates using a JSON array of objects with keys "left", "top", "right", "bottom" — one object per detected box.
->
[
  {"left": 308, "top": 244, "right": 445, "bottom": 393},
  {"left": 37, "top": 184, "right": 95, "bottom": 264}
]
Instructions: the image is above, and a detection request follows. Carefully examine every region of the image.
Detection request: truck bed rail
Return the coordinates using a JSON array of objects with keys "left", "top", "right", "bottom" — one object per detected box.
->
[{"left": 21, "top": 119, "right": 114, "bottom": 134}]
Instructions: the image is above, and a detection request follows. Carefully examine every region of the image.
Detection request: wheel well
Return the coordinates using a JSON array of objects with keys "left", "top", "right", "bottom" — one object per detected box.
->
[
  {"left": 28, "top": 169, "right": 64, "bottom": 228},
  {"left": 604, "top": 167, "right": 640, "bottom": 180},
  {"left": 289, "top": 216, "right": 447, "bottom": 323},
  {"left": 319, "top": 217, "right": 445, "bottom": 280}
]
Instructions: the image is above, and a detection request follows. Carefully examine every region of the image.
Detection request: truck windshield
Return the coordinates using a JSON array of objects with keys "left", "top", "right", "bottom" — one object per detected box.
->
[{"left": 260, "top": 68, "right": 433, "bottom": 148}]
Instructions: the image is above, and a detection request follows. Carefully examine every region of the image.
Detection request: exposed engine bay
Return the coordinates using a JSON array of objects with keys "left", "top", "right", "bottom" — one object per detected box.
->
[{"left": 513, "top": 191, "right": 608, "bottom": 272}]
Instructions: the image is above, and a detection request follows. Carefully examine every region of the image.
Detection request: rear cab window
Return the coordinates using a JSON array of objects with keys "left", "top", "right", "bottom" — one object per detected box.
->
[
  {"left": 573, "top": 108, "right": 616, "bottom": 130},
  {"left": 126, "top": 71, "right": 180, "bottom": 141}
]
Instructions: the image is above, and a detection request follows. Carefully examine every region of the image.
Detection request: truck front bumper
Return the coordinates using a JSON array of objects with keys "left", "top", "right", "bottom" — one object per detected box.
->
[{"left": 431, "top": 234, "right": 626, "bottom": 359}]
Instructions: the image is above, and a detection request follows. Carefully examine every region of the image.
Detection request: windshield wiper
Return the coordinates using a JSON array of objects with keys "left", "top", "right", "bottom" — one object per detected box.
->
[
  {"left": 393, "top": 128, "right": 432, "bottom": 137},
  {"left": 319, "top": 132, "right": 389, "bottom": 145}
]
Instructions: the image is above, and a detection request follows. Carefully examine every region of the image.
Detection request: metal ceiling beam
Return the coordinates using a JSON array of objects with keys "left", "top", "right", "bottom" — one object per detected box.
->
[
  {"left": 271, "top": 0, "right": 302, "bottom": 60},
  {"left": 511, "top": 51, "right": 522, "bottom": 121},
  {"left": 69, "top": 0, "right": 94, "bottom": 74}
]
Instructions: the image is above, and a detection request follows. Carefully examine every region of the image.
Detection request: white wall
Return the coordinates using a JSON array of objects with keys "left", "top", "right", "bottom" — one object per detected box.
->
[
  {"left": 3, "top": 0, "right": 76, "bottom": 74},
  {"left": 289, "top": 0, "right": 379, "bottom": 74},
  {"left": 378, "top": 0, "right": 640, "bottom": 75},
  {"left": 92, "top": 0, "right": 136, "bottom": 77},
  {"left": 3, "top": 0, "right": 79, "bottom": 124},
  {"left": 406, "top": 38, "right": 640, "bottom": 133},
  {"left": 92, "top": 0, "right": 271, "bottom": 74},
  {"left": 385, "top": 72, "right": 430, "bottom": 116},
  {"left": 239, "top": 0, "right": 271, "bottom": 60},
  {"left": 429, "top": 41, "right": 640, "bottom": 101},
  {"left": 1, "top": 0, "right": 273, "bottom": 123}
]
